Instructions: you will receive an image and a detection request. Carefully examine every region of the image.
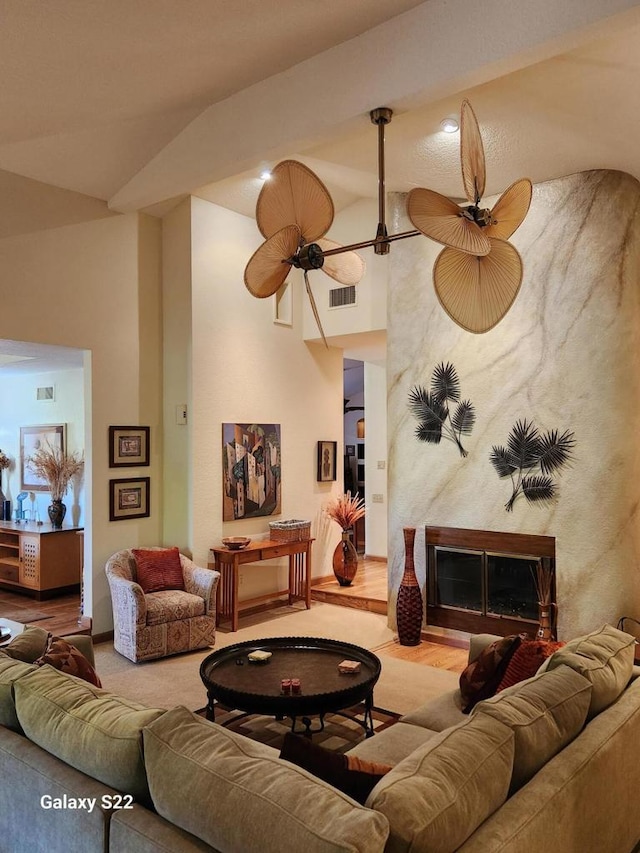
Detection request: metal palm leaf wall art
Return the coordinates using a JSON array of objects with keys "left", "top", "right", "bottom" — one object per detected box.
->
[
  {"left": 407, "top": 100, "right": 533, "bottom": 333},
  {"left": 408, "top": 362, "right": 476, "bottom": 457},
  {"left": 490, "top": 419, "right": 575, "bottom": 512},
  {"left": 244, "top": 101, "right": 533, "bottom": 344}
]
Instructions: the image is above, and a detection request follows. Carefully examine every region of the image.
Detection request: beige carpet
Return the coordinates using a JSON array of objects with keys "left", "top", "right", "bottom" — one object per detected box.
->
[{"left": 94, "top": 602, "right": 460, "bottom": 716}]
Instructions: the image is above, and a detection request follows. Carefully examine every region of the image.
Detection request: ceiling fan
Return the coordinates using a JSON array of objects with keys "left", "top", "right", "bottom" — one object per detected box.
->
[
  {"left": 243, "top": 101, "right": 532, "bottom": 342},
  {"left": 244, "top": 160, "right": 366, "bottom": 346},
  {"left": 407, "top": 100, "right": 532, "bottom": 333}
]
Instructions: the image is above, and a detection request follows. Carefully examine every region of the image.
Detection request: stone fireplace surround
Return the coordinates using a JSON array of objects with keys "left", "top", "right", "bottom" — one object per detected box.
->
[{"left": 387, "top": 170, "right": 640, "bottom": 641}]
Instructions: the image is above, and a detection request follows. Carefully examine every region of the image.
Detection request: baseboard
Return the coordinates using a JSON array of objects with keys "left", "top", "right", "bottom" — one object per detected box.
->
[
  {"left": 363, "top": 554, "right": 387, "bottom": 562},
  {"left": 92, "top": 630, "right": 114, "bottom": 645}
]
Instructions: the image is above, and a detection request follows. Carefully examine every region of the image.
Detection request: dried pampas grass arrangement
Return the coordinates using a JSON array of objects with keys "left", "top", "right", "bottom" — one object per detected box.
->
[
  {"left": 324, "top": 492, "right": 366, "bottom": 530},
  {"left": 27, "top": 443, "right": 84, "bottom": 500}
]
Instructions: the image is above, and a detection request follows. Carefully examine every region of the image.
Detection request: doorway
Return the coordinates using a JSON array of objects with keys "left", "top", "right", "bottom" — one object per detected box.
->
[{"left": 343, "top": 358, "right": 365, "bottom": 552}]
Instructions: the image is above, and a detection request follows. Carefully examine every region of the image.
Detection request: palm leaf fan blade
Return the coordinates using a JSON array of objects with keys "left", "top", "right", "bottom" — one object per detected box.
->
[
  {"left": 407, "top": 188, "right": 490, "bottom": 255},
  {"left": 522, "top": 476, "right": 556, "bottom": 503},
  {"left": 315, "top": 238, "right": 365, "bottom": 285},
  {"left": 433, "top": 239, "right": 522, "bottom": 333},
  {"left": 256, "top": 160, "right": 334, "bottom": 242},
  {"left": 490, "top": 446, "right": 517, "bottom": 478},
  {"left": 460, "top": 100, "right": 486, "bottom": 204},
  {"left": 408, "top": 386, "right": 447, "bottom": 425},
  {"left": 538, "top": 429, "right": 576, "bottom": 475},
  {"left": 507, "top": 419, "right": 541, "bottom": 469},
  {"left": 244, "top": 225, "right": 301, "bottom": 298},
  {"left": 486, "top": 179, "right": 533, "bottom": 240},
  {"left": 431, "top": 362, "right": 460, "bottom": 403},
  {"left": 415, "top": 423, "right": 443, "bottom": 444},
  {"left": 452, "top": 400, "right": 476, "bottom": 435}
]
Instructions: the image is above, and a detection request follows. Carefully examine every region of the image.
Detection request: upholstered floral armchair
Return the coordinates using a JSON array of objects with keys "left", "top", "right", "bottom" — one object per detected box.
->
[{"left": 105, "top": 547, "right": 220, "bottom": 663}]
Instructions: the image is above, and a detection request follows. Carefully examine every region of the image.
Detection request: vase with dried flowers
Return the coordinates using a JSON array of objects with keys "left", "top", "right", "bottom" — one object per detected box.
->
[
  {"left": 324, "top": 492, "right": 366, "bottom": 586},
  {"left": 26, "top": 443, "right": 84, "bottom": 529},
  {"left": 531, "top": 562, "right": 557, "bottom": 640},
  {"left": 0, "top": 449, "right": 10, "bottom": 521},
  {"left": 0, "top": 449, "right": 9, "bottom": 501}
]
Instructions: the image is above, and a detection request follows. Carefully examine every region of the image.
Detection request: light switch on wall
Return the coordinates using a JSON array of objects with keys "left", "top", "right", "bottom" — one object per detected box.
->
[
  {"left": 176, "top": 404, "right": 187, "bottom": 425},
  {"left": 372, "top": 493, "right": 384, "bottom": 503},
  {"left": 377, "top": 460, "right": 386, "bottom": 469}
]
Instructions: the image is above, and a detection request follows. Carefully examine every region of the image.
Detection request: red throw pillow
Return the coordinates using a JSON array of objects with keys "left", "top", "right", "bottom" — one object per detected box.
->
[
  {"left": 496, "top": 639, "right": 565, "bottom": 693},
  {"left": 133, "top": 547, "right": 185, "bottom": 593},
  {"left": 459, "top": 634, "right": 524, "bottom": 713},
  {"left": 279, "top": 732, "right": 391, "bottom": 804},
  {"left": 35, "top": 635, "right": 102, "bottom": 687}
]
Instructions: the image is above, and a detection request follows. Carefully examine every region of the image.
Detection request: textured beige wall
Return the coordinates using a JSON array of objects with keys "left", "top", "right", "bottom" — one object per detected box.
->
[
  {"left": 387, "top": 170, "right": 640, "bottom": 639},
  {"left": 0, "top": 213, "right": 164, "bottom": 633},
  {"left": 189, "top": 198, "right": 344, "bottom": 599}
]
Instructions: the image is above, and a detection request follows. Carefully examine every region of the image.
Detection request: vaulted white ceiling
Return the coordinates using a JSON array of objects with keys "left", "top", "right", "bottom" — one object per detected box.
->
[{"left": 1, "top": 0, "right": 640, "bottom": 241}]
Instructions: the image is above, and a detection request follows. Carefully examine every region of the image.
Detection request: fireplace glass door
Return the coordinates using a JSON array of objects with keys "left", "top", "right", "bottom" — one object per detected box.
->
[{"left": 431, "top": 547, "right": 541, "bottom": 623}]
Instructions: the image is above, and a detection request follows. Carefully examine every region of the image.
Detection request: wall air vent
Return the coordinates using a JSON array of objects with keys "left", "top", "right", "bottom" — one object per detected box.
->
[
  {"left": 329, "top": 285, "right": 357, "bottom": 309},
  {"left": 36, "top": 386, "right": 55, "bottom": 401}
]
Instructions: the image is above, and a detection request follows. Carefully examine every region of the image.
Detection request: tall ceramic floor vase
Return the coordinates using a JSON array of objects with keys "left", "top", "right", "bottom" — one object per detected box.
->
[
  {"left": 396, "top": 526, "right": 423, "bottom": 646},
  {"left": 333, "top": 529, "right": 358, "bottom": 586}
]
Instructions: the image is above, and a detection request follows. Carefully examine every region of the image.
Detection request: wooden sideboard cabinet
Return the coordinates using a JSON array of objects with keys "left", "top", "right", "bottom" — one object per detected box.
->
[{"left": 0, "top": 521, "right": 83, "bottom": 599}]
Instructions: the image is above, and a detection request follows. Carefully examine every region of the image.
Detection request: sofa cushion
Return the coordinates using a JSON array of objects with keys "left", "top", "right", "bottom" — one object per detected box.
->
[
  {"left": 472, "top": 664, "right": 592, "bottom": 793},
  {"left": 280, "top": 732, "right": 392, "bottom": 804},
  {"left": 34, "top": 634, "right": 102, "bottom": 687},
  {"left": 1, "top": 625, "right": 49, "bottom": 662},
  {"left": 496, "top": 639, "right": 564, "bottom": 692},
  {"left": 133, "top": 546, "right": 185, "bottom": 593},
  {"left": 400, "top": 688, "right": 467, "bottom": 732},
  {"left": 13, "top": 665, "right": 165, "bottom": 805},
  {"left": 459, "top": 634, "right": 523, "bottom": 712},
  {"left": 347, "top": 722, "right": 438, "bottom": 766},
  {"left": 0, "top": 654, "right": 37, "bottom": 732},
  {"left": 546, "top": 624, "right": 635, "bottom": 719},
  {"left": 366, "top": 713, "right": 514, "bottom": 853},
  {"left": 143, "top": 706, "right": 390, "bottom": 853}
]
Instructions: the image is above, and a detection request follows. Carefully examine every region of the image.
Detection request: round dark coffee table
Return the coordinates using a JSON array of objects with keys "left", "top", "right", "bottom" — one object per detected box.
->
[{"left": 199, "top": 636, "right": 382, "bottom": 737}]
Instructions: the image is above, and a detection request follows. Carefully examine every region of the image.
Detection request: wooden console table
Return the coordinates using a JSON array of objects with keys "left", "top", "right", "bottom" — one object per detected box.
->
[
  {"left": 0, "top": 521, "right": 83, "bottom": 599},
  {"left": 209, "top": 538, "right": 314, "bottom": 631}
]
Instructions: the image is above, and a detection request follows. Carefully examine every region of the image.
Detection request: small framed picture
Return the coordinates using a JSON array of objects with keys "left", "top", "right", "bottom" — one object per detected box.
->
[
  {"left": 109, "top": 477, "right": 150, "bottom": 521},
  {"left": 109, "top": 426, "right": 150, "bottom": 467},
  {"left": 317, "top": 441, "right": 337, "bottom": 482},
  {"left": 345, "top": 444, "right": 356, "bottom": 456}
]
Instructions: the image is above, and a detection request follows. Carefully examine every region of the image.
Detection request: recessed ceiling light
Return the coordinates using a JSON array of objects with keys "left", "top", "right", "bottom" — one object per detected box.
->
[
  {"left": 440, "top": 118, "right": 459, "bottom": 134},
  {"left": 260, "top": 170, "right": 272, "bottom": 181}
]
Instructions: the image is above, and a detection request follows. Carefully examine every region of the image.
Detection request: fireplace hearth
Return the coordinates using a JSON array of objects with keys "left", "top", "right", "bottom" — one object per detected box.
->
[{"left": 426, "top": 526, "right": 556, "bottom": 637}]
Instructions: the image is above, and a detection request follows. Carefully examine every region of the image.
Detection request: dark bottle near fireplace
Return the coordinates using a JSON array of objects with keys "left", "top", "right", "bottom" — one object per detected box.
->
[{"left": 396, "top": 527, "right": 423, "bottom": 646}]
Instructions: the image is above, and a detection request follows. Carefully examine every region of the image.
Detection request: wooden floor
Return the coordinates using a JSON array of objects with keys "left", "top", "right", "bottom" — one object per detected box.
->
[
  {"left": 310, "top": 558, "right": 389, "bottom": 614},
  {"left": 0, "top": 559, "right": 469, "bottom": 672},
  {"left": 0, "top": 587, "right": 86, "bottom": 636}
]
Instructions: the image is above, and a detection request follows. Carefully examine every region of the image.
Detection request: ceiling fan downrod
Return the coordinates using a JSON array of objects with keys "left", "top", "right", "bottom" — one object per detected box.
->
[{"left": 370, "top": 107, "right": 393, "bottom": 255}]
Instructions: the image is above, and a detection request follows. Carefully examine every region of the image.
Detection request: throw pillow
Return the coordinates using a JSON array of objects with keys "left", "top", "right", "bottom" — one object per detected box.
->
[
  {"left": 34, "top": 634, "right": 102, "bottom": 687},
  {"left": 279, "top": 732, "right": 392, "bottom": 805},
  {"left": 459, "top": 634, "right": 524, "bottom": 713},
  {"left": 496, "top": 639, "right": 564, "bottom": 692},
  {"left": 2, "top": 625, "right": 49, "bottom": 662},
  {"left": 132, "top": 546, "right": 185, "bottom": 593}
]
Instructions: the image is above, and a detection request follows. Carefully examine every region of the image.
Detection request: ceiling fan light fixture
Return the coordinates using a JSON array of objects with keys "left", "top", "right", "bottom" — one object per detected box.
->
[{"left": 440, "top": 117, "right": 459, "bottom": 134}]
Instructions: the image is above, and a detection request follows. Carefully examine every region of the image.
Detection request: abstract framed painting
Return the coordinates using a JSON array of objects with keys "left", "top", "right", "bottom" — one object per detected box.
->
[{"left": 222, "top": 423, "right": 281, "bottom": 521}]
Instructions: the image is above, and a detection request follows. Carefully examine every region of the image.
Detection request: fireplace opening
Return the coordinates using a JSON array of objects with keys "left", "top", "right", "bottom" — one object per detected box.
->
[{"left": 426, "top": 527, "right": 555, "bottom": 637}]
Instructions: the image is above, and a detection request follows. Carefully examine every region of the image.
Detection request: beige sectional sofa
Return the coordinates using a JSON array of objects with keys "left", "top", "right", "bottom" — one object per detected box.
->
[{"left": 1, "top": 624, "right": 639, "bottom": 852}]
